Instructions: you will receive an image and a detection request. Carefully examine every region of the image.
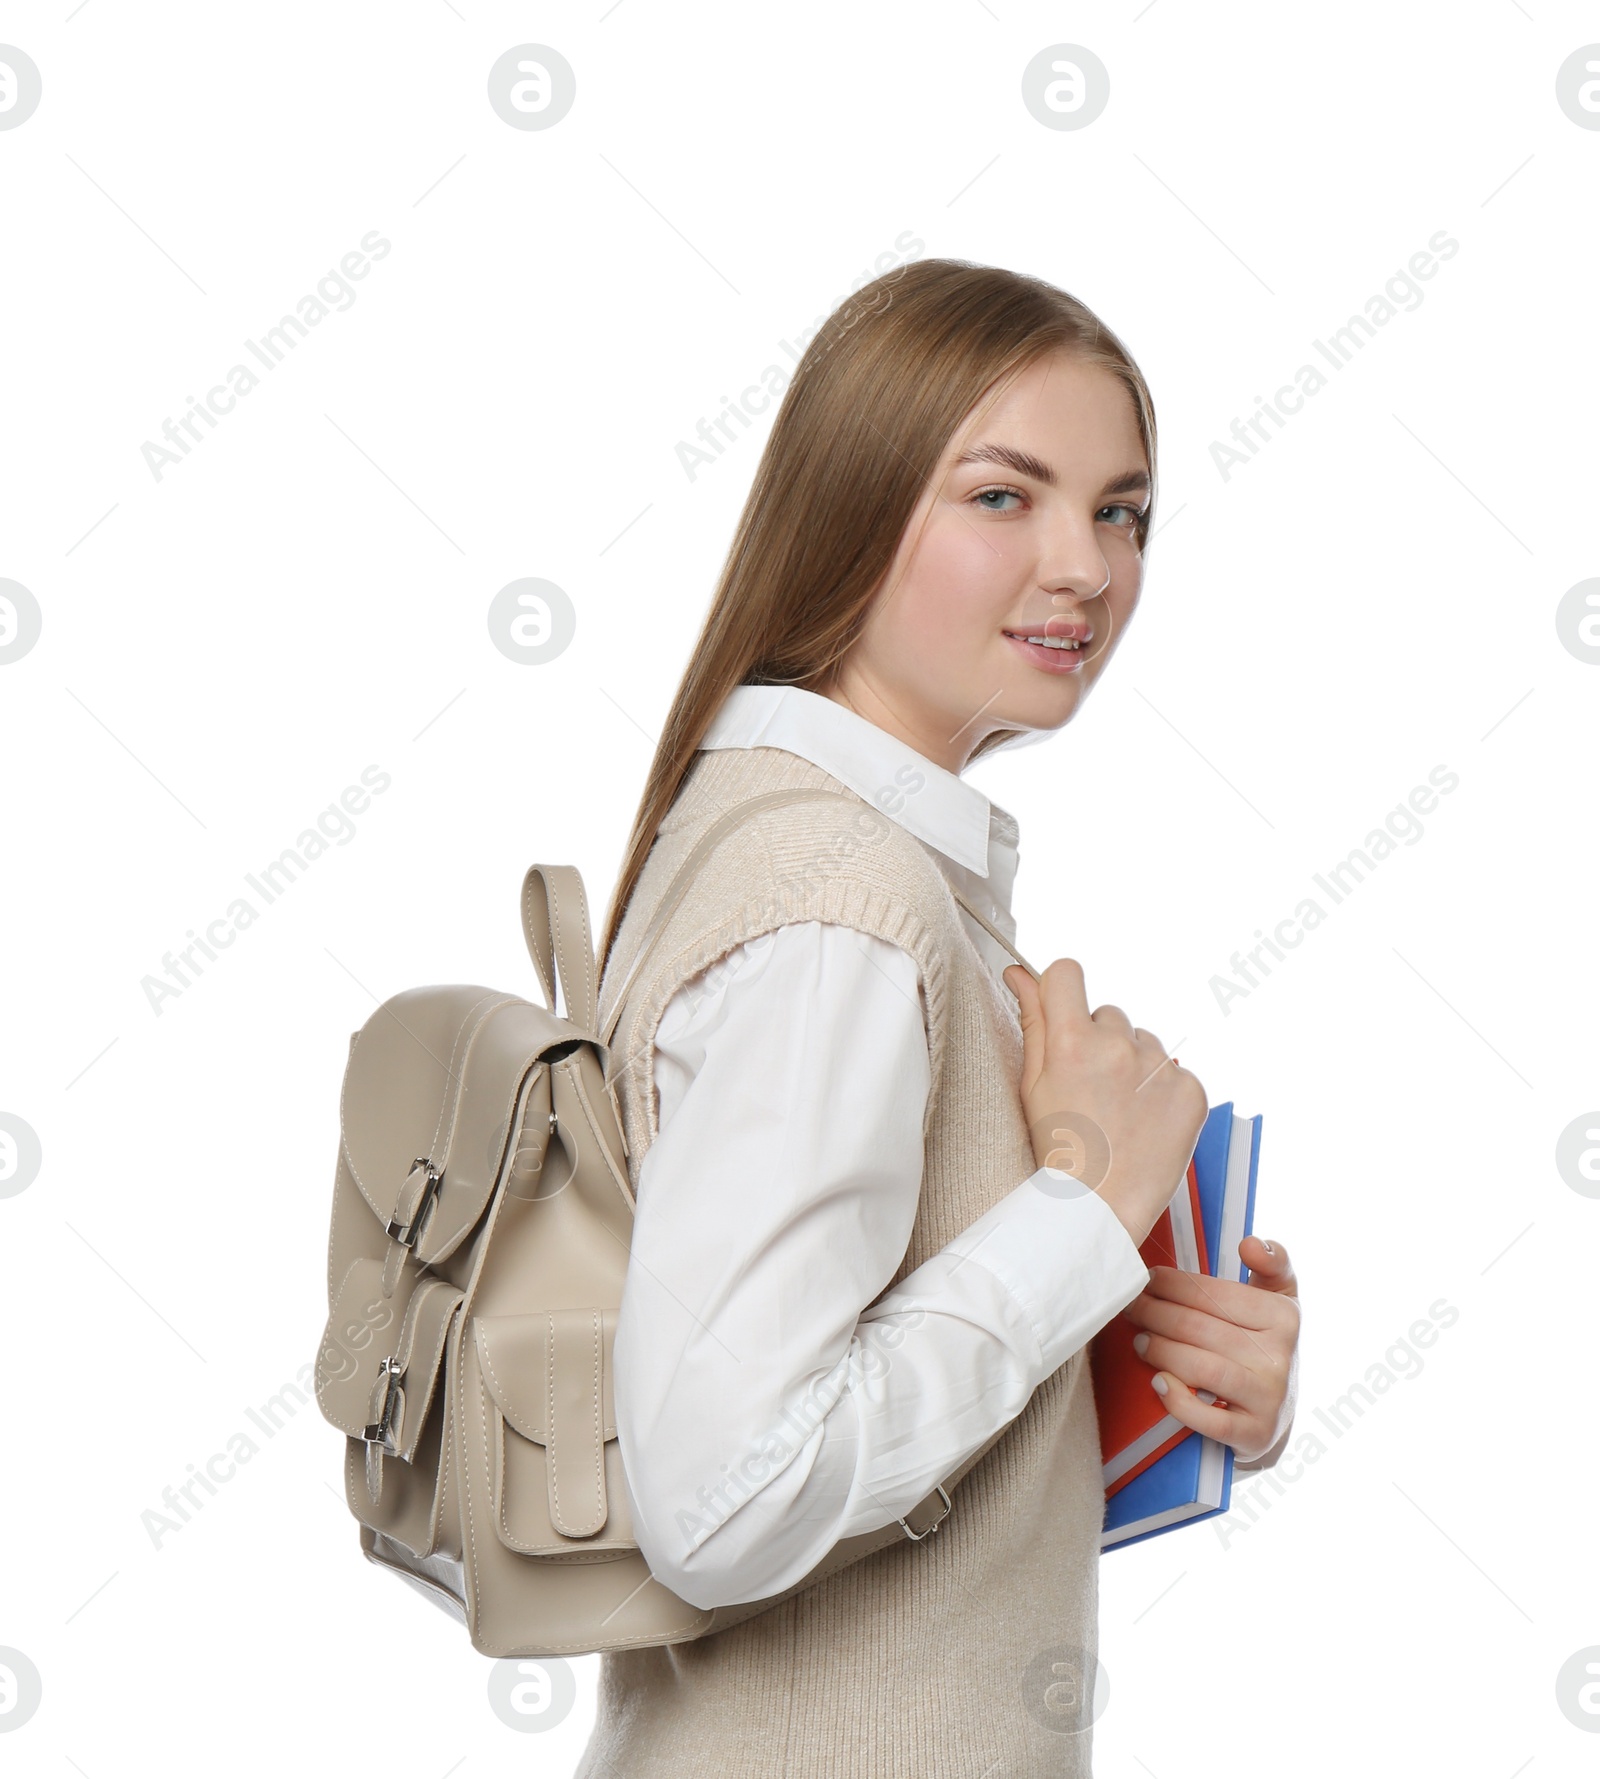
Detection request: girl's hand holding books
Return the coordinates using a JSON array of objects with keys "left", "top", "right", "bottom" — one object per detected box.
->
[{"left": 1120, "top": 1236, "right": 1301, "bottom": 1465}]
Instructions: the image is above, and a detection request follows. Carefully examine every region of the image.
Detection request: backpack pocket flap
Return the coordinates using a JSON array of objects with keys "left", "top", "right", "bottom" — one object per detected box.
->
[
  {"left": 317, "top": 1257, "right": 463, "bottom": 1462},
  {"left": 475, "top": 1309, "right": 617, "bottom": 1539}
]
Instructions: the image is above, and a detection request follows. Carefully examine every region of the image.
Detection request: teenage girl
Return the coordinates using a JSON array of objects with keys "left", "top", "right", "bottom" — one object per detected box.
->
[{"left": 581, "top": 258, "right": 1301, "bottom": 1779}]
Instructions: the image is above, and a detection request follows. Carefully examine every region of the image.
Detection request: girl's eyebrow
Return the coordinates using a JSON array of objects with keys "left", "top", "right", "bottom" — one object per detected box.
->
[
  {"left": 954, "top": 442, "right": 1057, "bottom": 484},
  {"left": 953, "top": 441, "right": 1150, "bottom": 500}
]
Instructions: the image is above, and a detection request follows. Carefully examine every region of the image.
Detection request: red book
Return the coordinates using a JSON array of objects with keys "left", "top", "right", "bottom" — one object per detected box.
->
[{"left": 1091, "top": 1158, "right": 1207, "bottom": 1496}]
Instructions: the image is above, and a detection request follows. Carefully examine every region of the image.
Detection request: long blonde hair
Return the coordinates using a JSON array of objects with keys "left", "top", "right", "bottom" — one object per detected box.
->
[{"left": 597, "top": 257, "right": 1158, "bottom": 972}]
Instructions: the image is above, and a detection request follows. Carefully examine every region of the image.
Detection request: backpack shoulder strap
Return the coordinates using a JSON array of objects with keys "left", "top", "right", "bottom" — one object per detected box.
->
[{"left": 949, "top": 879, "right": 1041, "bottom": 982}]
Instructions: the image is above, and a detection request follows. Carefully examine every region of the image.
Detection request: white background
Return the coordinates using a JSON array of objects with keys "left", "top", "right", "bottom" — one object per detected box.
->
[{"left": 1, "top": 4, "right": 1596, "bottom": 1775}]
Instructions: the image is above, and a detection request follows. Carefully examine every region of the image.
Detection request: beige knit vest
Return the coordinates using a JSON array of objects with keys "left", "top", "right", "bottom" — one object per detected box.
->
[{"left": 581, "top": 743, "right": 1105, "bottom": 1779}]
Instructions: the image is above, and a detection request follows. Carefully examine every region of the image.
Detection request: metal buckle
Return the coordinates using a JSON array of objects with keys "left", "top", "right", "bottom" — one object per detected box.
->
[
  {"left": 362, "top": 1356, "right": 405, "bottom": 1453},
  {"left": 384, "top": 1158, "right": 442, "bottom": 1248},
  {"left": 897, "top": 1483, "right": 952, "bottom": 1542}
]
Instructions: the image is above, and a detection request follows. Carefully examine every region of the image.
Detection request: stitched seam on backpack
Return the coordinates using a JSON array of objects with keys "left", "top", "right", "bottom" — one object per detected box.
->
[
  {"left": 570, "top": 872, "right": 595, "bottom": 1030},
  {"left": 497, "top": 1414, "right": 514, "bottom": 1545},
  {"left": 587, "top": 1310, "right": 603, "bottom": 1529},
  {"left": 520, "top": 873, "right": 552, "bottom": 1009},
  {"left": 461, "top": 1325, "right": 483, "bottom": 1626},
  {"left": 477, "top": 1330, "right": 525, "bottom": 1428},
  {"left": 427, "top": 993, "right": 517, "bottom": 1208}
]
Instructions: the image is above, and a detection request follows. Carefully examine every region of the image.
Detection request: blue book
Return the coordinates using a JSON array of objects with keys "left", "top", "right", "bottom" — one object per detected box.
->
[
  {"left": 1100, "top": 1105, "right": 1263, "bottom": 1551},
  {"left": 1191, "top": 1102, "right": 1235, "bottom": 1277}
]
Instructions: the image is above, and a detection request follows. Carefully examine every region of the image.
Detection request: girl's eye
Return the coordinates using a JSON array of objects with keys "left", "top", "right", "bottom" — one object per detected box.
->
[
  {"left": 1101, "top": 503, "right": 1145, "bottom": 527},
  {"left": 972, "top": 484, "right": 1025, "bottom": 513}
]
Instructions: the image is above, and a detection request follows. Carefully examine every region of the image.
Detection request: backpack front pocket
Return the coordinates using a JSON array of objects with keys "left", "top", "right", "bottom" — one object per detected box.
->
[
  {"left": 317, "top": 1256, "right": 465, "bottom": 1550},
  {"left": 472, "top": 1308, "right": 637, "bottom": 1557}
]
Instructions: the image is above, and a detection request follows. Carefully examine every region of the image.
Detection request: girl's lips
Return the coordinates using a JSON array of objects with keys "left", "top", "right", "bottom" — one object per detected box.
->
[{"left": 1003, "top": 631, "right": 1089, "bottom": 674}]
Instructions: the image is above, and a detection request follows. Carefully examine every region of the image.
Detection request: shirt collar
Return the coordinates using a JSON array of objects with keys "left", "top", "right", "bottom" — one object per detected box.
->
[{"left": 697, "top": 683, "right": 1019, "bottom": 884}]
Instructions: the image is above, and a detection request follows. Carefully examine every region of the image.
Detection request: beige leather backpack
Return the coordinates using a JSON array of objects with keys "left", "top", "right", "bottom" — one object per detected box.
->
[{"left": 315, "top": 786, "right": 1041, "bottom": 1658}]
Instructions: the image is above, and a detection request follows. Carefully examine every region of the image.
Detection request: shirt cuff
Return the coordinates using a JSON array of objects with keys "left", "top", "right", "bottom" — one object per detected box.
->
[{"left": 940, "top": 1168, "right": 1151, "bottom": 1380}]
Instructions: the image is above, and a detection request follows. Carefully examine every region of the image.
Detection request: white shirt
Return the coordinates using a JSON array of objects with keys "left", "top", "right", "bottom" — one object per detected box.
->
[{"left": 614, "top": 684, "right": 1154, "bottom": 1610}]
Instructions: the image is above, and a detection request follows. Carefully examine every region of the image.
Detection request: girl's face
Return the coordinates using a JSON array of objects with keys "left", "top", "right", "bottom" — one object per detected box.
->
[{"left": 824, "top": 349, "right": 1149, "bottom": 775}]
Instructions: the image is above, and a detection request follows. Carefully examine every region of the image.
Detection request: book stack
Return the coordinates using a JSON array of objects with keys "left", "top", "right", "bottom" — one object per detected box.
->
[{"left": 1093, "top": 1103, "right": 1263, "bottom": 1551}]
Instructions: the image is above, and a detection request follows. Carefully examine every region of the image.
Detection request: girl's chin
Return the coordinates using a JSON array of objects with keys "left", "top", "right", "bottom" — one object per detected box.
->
[{"left": 987, "top": 685, "right": 1085, "bottom": 741}]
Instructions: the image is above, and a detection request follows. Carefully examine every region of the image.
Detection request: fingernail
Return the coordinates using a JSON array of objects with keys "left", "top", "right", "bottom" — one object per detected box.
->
[
  {"left": 1263, "top": 1241, "right": 1274, "bottom": 1255},
  {"left": 1132, "top": 1332, "right": 1150, "bottom": 1356},
  {"left": 1150, "top": 1374, "right": 1168, "bottom": 1396}
]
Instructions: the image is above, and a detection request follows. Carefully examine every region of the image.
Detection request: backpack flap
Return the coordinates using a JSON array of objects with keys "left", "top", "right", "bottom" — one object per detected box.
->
[
  {"left": 472, "top": 1308, "right": 635, "bottom": 1555},
  {"left": 339, "top": 984, "right": 571, "bottom": 1273}
]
